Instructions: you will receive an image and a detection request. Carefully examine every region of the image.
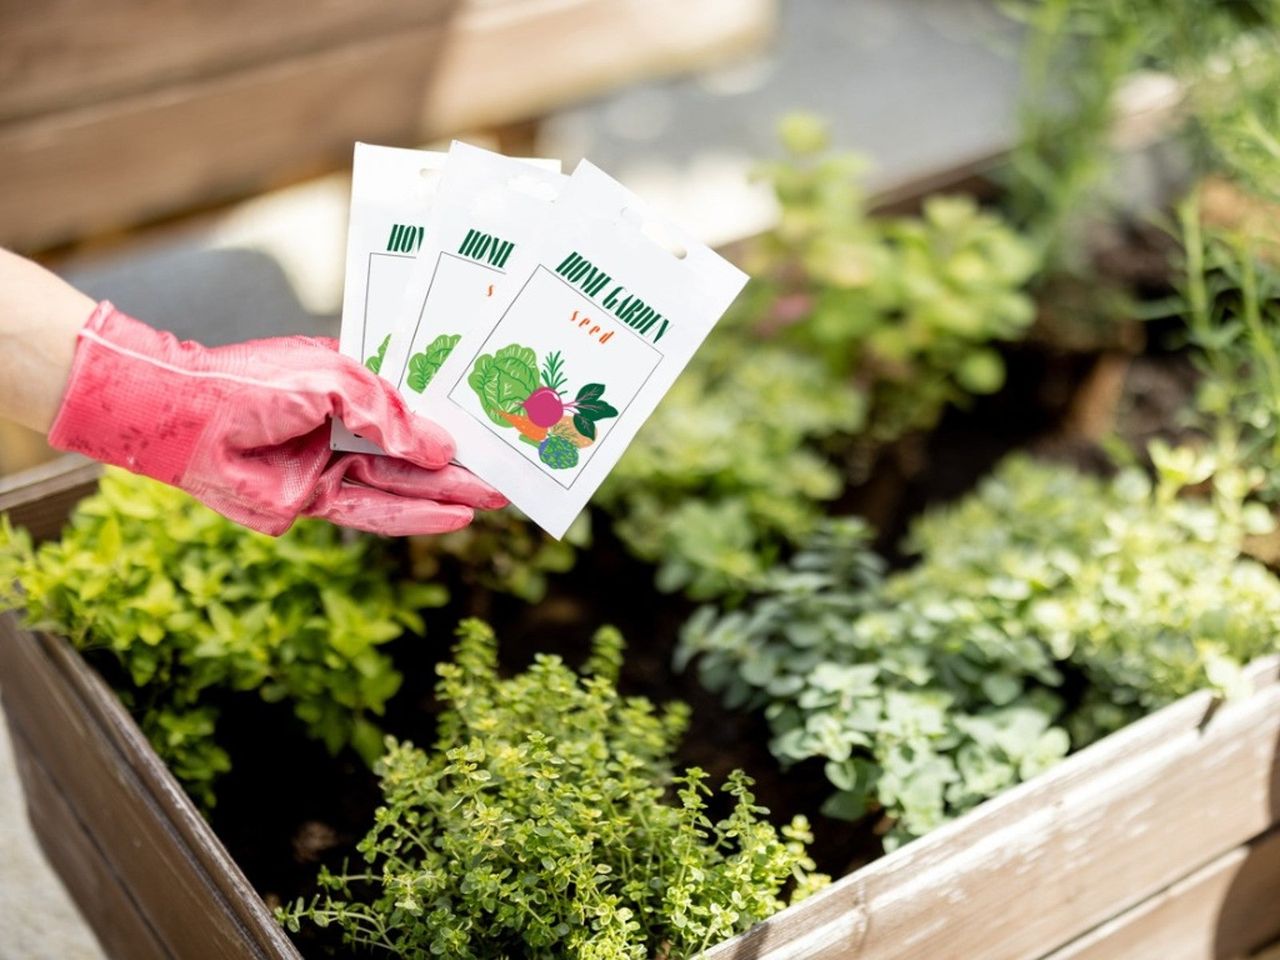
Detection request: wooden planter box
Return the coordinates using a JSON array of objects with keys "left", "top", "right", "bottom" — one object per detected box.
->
[
  {"left": 0, "top": 0, "right": 775, "bottom": 252},
  {"left": 4, "top": 449, "right": 1280, "bottom": 960},
  {"left": 0, "top": 112, "right": 1274, "bottom": 955}
]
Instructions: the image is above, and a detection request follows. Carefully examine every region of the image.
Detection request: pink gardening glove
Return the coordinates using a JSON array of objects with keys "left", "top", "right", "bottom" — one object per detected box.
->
[{"left": 48, "top": 301, "right": 506, "bottom": 536}]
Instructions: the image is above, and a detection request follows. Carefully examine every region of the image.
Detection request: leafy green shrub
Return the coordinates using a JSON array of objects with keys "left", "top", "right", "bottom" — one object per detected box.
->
[
  {"left": 598, "top": 341, "right": 863, "bottom": 599},
  {"left": 0, "top": 469, "right": 446, "bottom": 808},
  {"left": 679, "top": 451, "right": 1280, "bottom": 847},
  {"left": 280, "top": 619, "right": 826, "bottom": 959},
  {"left": 410, "top": 509, "right": 590, "bottom": 605},
  {"left": 600, "top": 117, "right": 1037, "bottom": 600},
  {"left": 742, "top": 117, "right": 1038, "bottom": 437}
]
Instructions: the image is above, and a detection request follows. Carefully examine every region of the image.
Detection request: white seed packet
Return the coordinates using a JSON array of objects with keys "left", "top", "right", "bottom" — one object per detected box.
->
[
  {"left": 418, "top": 160, "right": 749, "bottom": 539},
  {"left": 331, "top": 142, "right": 560, "bottom": 454},
  {"left": 379, "top": 142, "right": 565, "bottom": 403},
  {"left": 331, "top": 142, "right": 446, "bottom": 454}
]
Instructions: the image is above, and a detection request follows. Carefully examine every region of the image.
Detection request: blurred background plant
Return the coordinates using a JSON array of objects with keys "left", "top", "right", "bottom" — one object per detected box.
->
[
  {"left": 409, "top": 509, "right": 590, "bottom": 605},
  {"left": 598, "top": 116, "right": 1039, "bottom": 601},
  {"left": 1004, "top": 0, "right": 1280, "bottom": 265}
]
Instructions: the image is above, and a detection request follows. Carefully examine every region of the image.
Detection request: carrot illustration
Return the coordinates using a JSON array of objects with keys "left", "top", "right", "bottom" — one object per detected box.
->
[{"left": 498, "top": 411, "right": 548, "bottom": 442}]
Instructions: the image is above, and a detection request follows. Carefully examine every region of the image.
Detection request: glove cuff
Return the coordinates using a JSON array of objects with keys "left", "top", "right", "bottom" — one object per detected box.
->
[{"left": 48, "top": 302, "right": 215, "bottom": 485}]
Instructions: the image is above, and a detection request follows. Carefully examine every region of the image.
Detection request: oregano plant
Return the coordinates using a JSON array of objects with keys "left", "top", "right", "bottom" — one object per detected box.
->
[
  {"left": 280, "top": 619, "right": 827, "bottom": 959},
  {"left": 680, "top": 451, "right": 1280, "bottom": 847},
  {"left": 0, "top": 468, "right": 447, "bottom": 808}
]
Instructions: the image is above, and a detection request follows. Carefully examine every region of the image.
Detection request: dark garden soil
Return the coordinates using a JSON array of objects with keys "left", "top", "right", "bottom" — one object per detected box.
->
[{"left": 193, "top": 220, "right": 1197, "bottom": 957}]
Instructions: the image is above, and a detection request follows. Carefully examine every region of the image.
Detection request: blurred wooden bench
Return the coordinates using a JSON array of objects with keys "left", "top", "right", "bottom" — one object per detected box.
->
[
  {"left": 0, "top": 0, "right": 774, "bottom": 254},
  {"left": 0, "top": 0, "right": 772, "bottom": 475}
]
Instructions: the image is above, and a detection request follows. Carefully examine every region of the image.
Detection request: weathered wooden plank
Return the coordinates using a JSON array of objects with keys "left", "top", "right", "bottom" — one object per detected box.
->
[
  {"left": 416, "top": 0, "right": 774, "bottom": 134},
  {"left": 7, "top": 723, "right": 171, "bottom": 960},
  {"left": 0, "top": 616, "right": 301, "bottom": 959},
  {"left": 707, "top": 656, "right": 1280, "bottom": 960},
  {"left": 1043, "top": 826, "right": 1280, "bottom": 960},
  {"left": 0, "top": 0, "right": 459, "bottom": 122},
  {"left": 38, "top": 628, "right": 300, "bottom": 958},
  {"left": 0, "top": 0, "right": 772, "bottom": 251},
  {"left": 0, "top": 454, "right": 101, "bottom": 542}
]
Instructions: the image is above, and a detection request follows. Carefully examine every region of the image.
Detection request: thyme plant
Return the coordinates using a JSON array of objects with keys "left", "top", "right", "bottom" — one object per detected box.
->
[
  {"left": 0, "top": 469, "right": 445, "bottom": 808},
  {"left": 280, "top": 619, "right": 826, "bottom": 960}
]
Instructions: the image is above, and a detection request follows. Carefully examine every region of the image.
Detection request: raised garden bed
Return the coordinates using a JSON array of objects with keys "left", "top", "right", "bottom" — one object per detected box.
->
[
  {"left": 6, "top": 79, "right": 1280, "bottom": 954},
  {"left": 2, "top": 455, "right": 1278, "bottom": 960}
]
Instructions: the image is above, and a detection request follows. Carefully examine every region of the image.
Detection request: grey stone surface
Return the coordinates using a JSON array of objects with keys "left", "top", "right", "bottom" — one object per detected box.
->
[
  {"left": 543, "top": 0, "right": 1021, "bottom": 187},
  {"left": 64, "top": 246, "right": 338, "bottom": 345},
  {"left": 0, "top": 709, "right": 105, "bottom": 960}
]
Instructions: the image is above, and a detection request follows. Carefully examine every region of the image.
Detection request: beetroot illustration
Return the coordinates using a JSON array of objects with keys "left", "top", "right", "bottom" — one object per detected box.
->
[
  {"left": 522, "top": 386, "right": 565, "bottom": 427},
  {"left": 480, "top": 348, "right": 618, "bottom": 461}
]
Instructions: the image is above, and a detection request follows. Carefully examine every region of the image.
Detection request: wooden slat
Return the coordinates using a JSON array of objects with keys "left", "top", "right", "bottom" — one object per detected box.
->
[
  {"left": 0, "top": 454, "right": 101, "bottom": 542},
  {"left": 0, "top": 616, "right": 301, "bottom": 959},
  {"left": 416, "top": 0, "right": 773, "bottom": 135},
  {"left": 1042, "top": 827, "right": 1280, "bottom": 960},
  {"left": 7, "top": 724, "right": 170, "bottom": 960},
  {"left": 0, "top": 0, "right": 459, "bottom": 122},
  {"left": 707, "top": 657, "right": 1280, "bottom": 960},
  {"left": 0, "top": 0, "right": 772, "bottom": 252},
  {"left": 39, "top": 628, "right": 300, "bottom": 958}
]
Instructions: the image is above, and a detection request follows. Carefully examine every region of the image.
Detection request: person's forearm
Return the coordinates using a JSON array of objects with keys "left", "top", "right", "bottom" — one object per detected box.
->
[{"left": 0, "top": 248, "right": 95, "bottom": 433}]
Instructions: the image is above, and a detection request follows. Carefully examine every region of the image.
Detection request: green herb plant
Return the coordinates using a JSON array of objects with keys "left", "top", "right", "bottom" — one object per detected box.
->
[
  {"left": 741, "top": 115, "right": 1039, "bottom": 439},
  {"left": 0, "top": 469, "right": 446, "bottom": 808},
  {"left": 679, "top": 451, "right": 1280, "bottom": 848},
  {"left": 409, "top": 508, "right": 591, "bottom": 605},
  {"left": 1178, "top": 189, "right": 1280, "bottom": 500},
  {"left": 598, "top": 339, "right": 863, "bottom": 599},
  {"left": 1005, "top": 0, "right": 1280, "bottom": 259},
  {"left": 599, "top": 116, "right": 1037, "bottom": 601},
  {"left": 280, "top": 619, "right": 826, "bottom": 959}
]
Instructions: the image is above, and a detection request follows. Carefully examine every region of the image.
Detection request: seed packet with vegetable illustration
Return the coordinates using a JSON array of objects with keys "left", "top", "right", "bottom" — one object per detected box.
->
[
  {"left": 331, "top": 142, "right": 446, "bottom": 454},
  {"left": 333, "top": 143, "right": 561, "bottom": 453},
  {"left": 420, "top": 160, "right": 748, "bottom": 539},
  {"left": 379, "top": 141, "right": 565, "bottom": 405}
]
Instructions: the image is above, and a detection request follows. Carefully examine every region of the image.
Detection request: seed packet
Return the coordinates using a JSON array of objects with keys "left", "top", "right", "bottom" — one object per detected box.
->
[
  {"left": 378, "top": 142, "right": 565, "bottom": 405},
  {"left": 331, "top": 142, "right": 446, "bottom": 454},
  {"left": 417, "top": 160, "right": 748, "bottom": 539},
  {"left": 332, "top": 143, "right": 560, "bottom": 453}
]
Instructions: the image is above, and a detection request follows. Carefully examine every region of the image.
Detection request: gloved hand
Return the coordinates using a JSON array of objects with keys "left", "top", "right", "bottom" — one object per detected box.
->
[{"left": 48, "top": 301, "right": 506, "bottom": 536}]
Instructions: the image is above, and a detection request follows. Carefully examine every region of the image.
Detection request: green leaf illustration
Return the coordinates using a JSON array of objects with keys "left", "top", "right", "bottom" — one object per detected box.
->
[
  {"left": 573, "top": 414, "right": 597, "bottom": 440},
  {"left": 365, "top": 334, "right": 390, "bottom": 374},
  {"left": 405, "top": 334, "right": 461, "bottom": 393},
  {"left": 468, "top": 343, "right": 539, "bottom": 427}
]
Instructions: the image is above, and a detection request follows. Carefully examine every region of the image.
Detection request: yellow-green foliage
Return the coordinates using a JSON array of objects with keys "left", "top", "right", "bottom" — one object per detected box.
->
[{"left": 0, "top": 469, "right": 446, "bottom": 808}]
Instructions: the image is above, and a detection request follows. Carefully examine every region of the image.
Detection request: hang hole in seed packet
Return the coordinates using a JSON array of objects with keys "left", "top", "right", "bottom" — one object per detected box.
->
[
  {"left": 420, "top": 159, "right": 748, "bottom": 539},
  {"left": 379, "top": 142, "right": 566, "bottom": 405}
]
